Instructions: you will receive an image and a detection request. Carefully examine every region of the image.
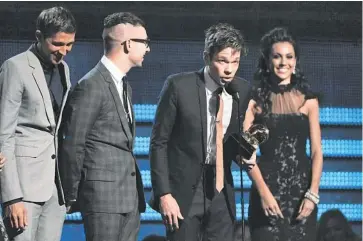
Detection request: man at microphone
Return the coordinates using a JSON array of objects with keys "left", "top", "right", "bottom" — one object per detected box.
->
[{"left": 149, "top": 23, "right": 254, "bottom": 241}]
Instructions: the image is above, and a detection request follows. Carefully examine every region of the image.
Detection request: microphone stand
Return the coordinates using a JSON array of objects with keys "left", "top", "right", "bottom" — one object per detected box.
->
[
  {"left": 235, "top": 97, "right": 245, "bottom": 241},
  {"left": 225, "top": 80, "right": 246, "bottom": 241}
]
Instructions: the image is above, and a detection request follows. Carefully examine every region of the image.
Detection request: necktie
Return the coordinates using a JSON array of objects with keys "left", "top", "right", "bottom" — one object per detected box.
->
[
  {"left": 215, "top": 92, "right": 224, "bottom": 192},
  {"left": 122, "top": 76, "right": 133, "bottom": 133},
  {"left": 205, "top": 87, "right": 224, "bottom": 192}
]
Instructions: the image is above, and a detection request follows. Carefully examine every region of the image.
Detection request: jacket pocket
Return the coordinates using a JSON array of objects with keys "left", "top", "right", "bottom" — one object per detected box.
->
[
  {"left": 15, "top": 145, "right": 47, "bottom": 158},
  {"left": 85, "top": 169, "right": 116, "bottom": 182}
]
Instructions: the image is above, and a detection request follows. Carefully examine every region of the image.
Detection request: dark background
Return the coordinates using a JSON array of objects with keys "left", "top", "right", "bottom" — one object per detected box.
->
[
  {"left": 0, "top": 2, "right": 361, "bottom": 240},
  {"left": 0, "top": 1, "right": 361, "bottom": 107},
  {"left": 0, "top": 2, "right": 361, "bottom": 41}
]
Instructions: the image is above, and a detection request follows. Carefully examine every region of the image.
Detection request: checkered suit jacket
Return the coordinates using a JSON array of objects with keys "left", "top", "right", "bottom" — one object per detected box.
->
[{"left": 59, "top": 61, "right": 146, "bottom": 214}]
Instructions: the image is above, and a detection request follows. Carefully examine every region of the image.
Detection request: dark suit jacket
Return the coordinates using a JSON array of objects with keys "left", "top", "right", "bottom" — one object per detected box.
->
[
  {"left": 59, "top": 62, "right": 146, "bottom": 214},
  {"left": 149, "top": 68, "right": 250, "bottom": 219}
]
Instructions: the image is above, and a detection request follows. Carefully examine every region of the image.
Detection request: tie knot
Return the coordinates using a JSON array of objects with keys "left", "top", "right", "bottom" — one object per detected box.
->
[
  {"left": 213, "top": 87, "right": 224, "bottom": 96},
  {"left": 121, "top": 76, "right": 128, "bottom": 89}
]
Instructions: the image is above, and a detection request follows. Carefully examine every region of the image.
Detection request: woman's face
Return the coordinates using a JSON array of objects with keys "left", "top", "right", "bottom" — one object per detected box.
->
[{"left": 268, "top": 41, "right": 296, "bottom": 84}]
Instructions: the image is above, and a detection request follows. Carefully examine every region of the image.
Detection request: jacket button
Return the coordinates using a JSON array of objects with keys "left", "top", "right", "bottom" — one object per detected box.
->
[
  {"left": 131, "top": 172, "right": 136, "bottom": 176},
  {"left": 51, "top": 154, "right": 56, "bottom": 159}
]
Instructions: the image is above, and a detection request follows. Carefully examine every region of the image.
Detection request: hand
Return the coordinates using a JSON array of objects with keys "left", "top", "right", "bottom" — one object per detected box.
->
[
  {"left": 0, "top": 153, "right": 6, "bottom": 169},
  {"left": 159, "top": 194, "right": 184, "bottom": 231},
  {"left": 296, "top": 198, "right": 315, "bottom": 221},
  {"left": 260, "top": 190, "right": 284, "bottom": 219},
  {"left": 236, "top": 150, "right": 257, "bottom": 171},
  {"left": 4, "top": 202, "right": 28, "bottom": 229},
  {"left": 65, "top": 199, "right": 77, "bottom": 214},
  {"left": 66, "top": 205, "right": 72, "bottom": 214}
]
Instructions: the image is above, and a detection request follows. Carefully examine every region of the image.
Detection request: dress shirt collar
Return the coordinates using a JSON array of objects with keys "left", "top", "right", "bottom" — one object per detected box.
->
[{"left": 101, "top": 55, "right": 126, "bottom": 84}]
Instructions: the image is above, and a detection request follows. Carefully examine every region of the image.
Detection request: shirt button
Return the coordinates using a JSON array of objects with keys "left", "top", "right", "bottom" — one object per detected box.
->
[
  {"left": 131, "top": 172, "right": 136, "bottom": 176},
  {"left": 51, "top": 154, "right": 56, "bottom": 159}
]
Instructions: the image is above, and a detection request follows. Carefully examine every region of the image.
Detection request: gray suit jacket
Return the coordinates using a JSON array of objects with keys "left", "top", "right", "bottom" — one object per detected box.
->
[
  {"left": 0, "top": 48, "right": 71, "bottom": 204},
  {"left": 59, "top": 62, "right": 146, "bottom": 214}
]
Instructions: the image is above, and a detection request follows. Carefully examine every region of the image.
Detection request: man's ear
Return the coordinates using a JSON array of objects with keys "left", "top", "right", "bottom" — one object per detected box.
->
[
  {"left": 123, "top": 40, "right": 130, "bottom": 54},
  {"left": 203, "top": 51, "right": 210, "bottom": 65},
  {"left": 35, "top": 30, "right": 42, "bottom": 42}
]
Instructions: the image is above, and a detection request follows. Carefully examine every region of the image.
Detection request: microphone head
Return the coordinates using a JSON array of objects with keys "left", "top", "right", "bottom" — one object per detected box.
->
[{"left": 225, "top": 80, "right": 240, "bottom": 99}]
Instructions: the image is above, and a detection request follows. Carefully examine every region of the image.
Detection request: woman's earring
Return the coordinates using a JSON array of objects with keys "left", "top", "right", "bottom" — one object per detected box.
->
[{"left": 292, "top": 68, "right": 296, "bottom": 75}]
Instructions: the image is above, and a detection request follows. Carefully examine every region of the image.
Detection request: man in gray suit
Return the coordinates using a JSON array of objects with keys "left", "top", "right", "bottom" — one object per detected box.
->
[
  {"left": 0, "top": 7, "right": 76, "bottom": 241},
  {"left": 60, "top": 12, "right": 149, "bottom": 241}
]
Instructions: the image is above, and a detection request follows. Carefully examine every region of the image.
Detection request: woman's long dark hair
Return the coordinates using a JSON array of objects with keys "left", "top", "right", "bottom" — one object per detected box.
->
[{"left": 252, "top": 27, "right": 315, "bottom": 119}]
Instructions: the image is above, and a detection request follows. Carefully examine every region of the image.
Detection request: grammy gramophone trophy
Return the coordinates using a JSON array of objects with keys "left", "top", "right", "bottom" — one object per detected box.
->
[{"left": 231, "top": 124, "right": 269, "bottom": 160}]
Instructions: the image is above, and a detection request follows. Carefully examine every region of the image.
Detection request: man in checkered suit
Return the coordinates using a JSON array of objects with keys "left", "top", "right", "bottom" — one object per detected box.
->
[{"left": 59, "top": 12, "right": 150, "bottom": 241}]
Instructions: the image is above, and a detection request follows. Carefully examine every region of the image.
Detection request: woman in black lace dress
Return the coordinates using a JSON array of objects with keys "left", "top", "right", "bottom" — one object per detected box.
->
[{"left": 244, "top": 28, "right": 323, "bottom": 241}]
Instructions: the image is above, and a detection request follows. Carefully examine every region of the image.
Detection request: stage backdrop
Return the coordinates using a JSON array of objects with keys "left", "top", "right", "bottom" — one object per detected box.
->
[{"left": 0, "top": 39, "right": 361, "bottom": 108}]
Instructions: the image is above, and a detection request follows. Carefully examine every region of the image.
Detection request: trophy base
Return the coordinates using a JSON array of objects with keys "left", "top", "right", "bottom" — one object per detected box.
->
[{"left": 230, "top": 133, "right": 256, "bottom": 160}]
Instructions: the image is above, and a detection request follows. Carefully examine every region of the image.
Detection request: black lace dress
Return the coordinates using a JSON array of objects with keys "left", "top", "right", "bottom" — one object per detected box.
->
[
  {"left": 248, "top": 84, "right": 317, "bottom": 241},
  {"left": 0, "top": 218, "right": 8, "bottom": 241}
]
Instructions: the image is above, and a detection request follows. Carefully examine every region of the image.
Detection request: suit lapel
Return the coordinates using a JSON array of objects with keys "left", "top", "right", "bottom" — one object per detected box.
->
[
  {"left": 26, "top": 51, "right": 56, "bottom": 128},
  {"left": 196, "top": 68, "right": 208, "bottom": 160},
  {"left": 127, "top": 83, "right": 136, "bottom": 141},
  {"left": 96, "top": 62, "right": 133, "bottom": 147},
  {"left": 55, "top": 62, "right": 71, "bottom": 134}
]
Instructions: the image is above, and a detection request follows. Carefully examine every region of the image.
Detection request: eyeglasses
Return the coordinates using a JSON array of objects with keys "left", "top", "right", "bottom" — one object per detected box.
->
[{"left": 121, "top": 38, "right": 150, "bottom": 48}]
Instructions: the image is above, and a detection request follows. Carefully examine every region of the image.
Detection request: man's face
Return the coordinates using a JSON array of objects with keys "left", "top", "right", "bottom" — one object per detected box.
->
[
  {"left": 127, "top": 26, "right": 150, "bottom": 67},
  {"left": 38, "top": 31, "right": 76, "bottom": 65},
  {"left": 206, "top": 47, "right": 241, "bottom": 83}
]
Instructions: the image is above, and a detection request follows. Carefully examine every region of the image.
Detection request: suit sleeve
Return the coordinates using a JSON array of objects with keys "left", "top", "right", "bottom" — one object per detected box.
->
[
  {"left": 60, "top": 78, "right": 102, "bottom": 201},
  {"left": 149, "top": 76, "right": 178, "bottom": 198},
  {"left": 0, "top": 60, "right": 24, "bottom": 203}
]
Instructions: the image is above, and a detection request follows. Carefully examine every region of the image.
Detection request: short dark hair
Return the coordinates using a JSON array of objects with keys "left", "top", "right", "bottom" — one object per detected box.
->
[
  {"left": 204, "top": 23, "right": 246, "bottom": 59},
  {"left": 36, "top": 6, "right": 76, "bottom": 38},
  {"left": 103, "top": 12, "right": 145, "bottom": 28}
]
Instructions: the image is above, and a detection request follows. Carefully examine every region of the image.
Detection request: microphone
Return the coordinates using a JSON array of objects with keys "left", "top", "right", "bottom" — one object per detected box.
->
[{"left": 225, "top": 80, "right": 240, "bottom": 100}]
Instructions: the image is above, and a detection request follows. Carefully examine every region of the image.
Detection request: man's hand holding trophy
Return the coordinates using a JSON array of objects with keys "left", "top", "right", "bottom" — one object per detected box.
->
[
  {"left": 231, "top": 123, "right": 269, "bottom": 171},
  {"left": 224, "top": 80, "right": 269, "bottom": 171}
]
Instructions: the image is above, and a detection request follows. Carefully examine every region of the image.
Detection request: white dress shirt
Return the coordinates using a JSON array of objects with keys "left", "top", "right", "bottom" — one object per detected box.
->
[
  {"left": 101, "top": 55, "right": 132, "bottom": 123},
  {"left": 204, "top": 67, "right": 233, "bottom": 139}
]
